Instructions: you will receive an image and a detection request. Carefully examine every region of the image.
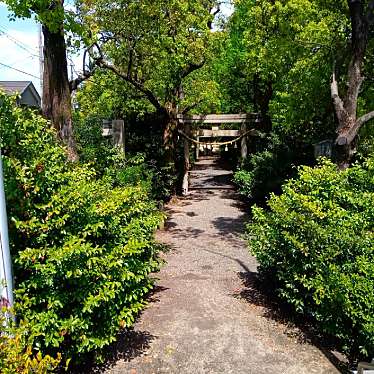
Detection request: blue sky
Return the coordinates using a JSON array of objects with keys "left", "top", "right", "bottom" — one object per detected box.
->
[
  {"left": 0, "top": 3, "right": 41, "bottom": 91},
  {"left": 0, "top": 2, "right": 233, "bottom": 95}
]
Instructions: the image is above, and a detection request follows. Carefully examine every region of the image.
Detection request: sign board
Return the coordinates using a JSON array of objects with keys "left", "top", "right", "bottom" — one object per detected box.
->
[{"left": 314, "top": 139, "right": 333, "bottom": 159}]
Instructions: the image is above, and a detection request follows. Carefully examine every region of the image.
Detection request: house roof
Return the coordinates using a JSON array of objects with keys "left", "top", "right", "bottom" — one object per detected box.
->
[
  {"left": 0, "top": 81, "right": 32, "bottom": 95},
  {"left": 0, "top": 81, "right": 41, "bottom": 107}
]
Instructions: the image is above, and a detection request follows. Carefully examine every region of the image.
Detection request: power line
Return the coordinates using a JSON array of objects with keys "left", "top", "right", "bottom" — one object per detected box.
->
[
  {"left": 0, "top": 31, "right": 39, "bottom": 57},
  {"left": 0, "top": 23, "right": 38, "bottom": 49},
  {"left": 0, "top": 25, "right": 39, "bottom": 57},
  {"left": 9, "top": 54, "right": 37, "bottom": 67},
  {"left": 0, "top": 61, "right": 40, "bottom": 80}
]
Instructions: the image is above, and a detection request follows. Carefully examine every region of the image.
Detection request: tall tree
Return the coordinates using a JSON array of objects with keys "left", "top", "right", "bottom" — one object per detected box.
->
[
  {"left": 80, "top": 0, "right": 220, "bottom": 173},
  {"left": 41, "top": 1, "right": 77, "bottom": 161},
  {"left": 331, "top": 0, "right": 374, "bottom": 168},
  {"left": 4, "top": 0, "right": 88, "bottom": 161}
]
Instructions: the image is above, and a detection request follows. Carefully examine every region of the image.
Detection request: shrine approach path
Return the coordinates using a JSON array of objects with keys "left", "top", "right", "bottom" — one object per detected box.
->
[{"left": 105, "top": 157, "right": 342, "bottom": 374}]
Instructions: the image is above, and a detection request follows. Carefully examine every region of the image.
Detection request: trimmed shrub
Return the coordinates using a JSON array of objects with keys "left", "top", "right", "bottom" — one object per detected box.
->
[
  {"left": 0, "top": 314, "right": 61, "bottom": 374},
  {"left": 74, "top": 113, "right": 176, "bottom": 201},
  {"left": 234, "top": 134, "right": 312, "bottom": 201},
  {"left": 248, "top": 158, "right": 374, "bottom": 357},
  {"left": 0, "top": 93, "right": 163, "bottom": 365}
]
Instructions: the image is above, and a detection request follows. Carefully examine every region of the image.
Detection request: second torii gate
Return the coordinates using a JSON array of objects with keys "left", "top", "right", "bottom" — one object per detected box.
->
[{"left": 177, "top": 113, "right": 261, "bottom": 194}]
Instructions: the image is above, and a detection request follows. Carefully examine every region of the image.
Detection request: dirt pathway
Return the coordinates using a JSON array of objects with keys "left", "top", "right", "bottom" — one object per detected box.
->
[{"left": 105, "top": 158, "right": 342, "bottom": 374}]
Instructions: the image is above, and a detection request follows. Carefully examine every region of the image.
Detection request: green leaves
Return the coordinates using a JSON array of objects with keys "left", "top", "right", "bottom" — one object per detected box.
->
[
  {"left": 0, "top": 93, "right": 163, "bottom": 367},
  {"left": 4, "top": 0, "right": 82, "bottom": 34},
  {"left": 0, "top": 314, "right": 61, "bottom": 374},
  {"left": 248, "top": 157, "right": 374, "bottom": 357},
  {"left": 79, "top": 0, "right": 219, "bottom": 109}
]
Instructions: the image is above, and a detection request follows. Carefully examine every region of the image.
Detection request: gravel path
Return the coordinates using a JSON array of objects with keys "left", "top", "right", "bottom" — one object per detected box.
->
[{"left": 105, "top": 157, "right": 343, "bottom": 374}]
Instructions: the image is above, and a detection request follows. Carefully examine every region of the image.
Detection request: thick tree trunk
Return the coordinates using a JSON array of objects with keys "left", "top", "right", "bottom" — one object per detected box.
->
[
  {"left": 162, "top": 102, "right": 179, "bottom": 173},
  {"left": 42, "top": 23, "right": 78, "bottom": 162},
  {"left": 331, "top": 0, "right": 374, "bottom": 169}
]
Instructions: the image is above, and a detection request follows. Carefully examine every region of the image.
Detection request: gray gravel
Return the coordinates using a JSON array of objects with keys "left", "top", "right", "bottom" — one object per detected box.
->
[{"left": 105, "top": 158, "right": 342, "bottom": 374}]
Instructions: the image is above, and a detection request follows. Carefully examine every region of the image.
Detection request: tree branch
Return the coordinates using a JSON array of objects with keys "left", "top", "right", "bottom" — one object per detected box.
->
[
  {"left": 69, "top": 48, "right": 96, "bottom": 92},
  {"left": 182, "top": 99, "right": 203, "bottom": 114},
  {"left": 208, "top": 3, "right": 221, "bottom": 29},
  {"left": 336, "top": 110, "right": 374, "bottom": 147},
  {"left": 331, "top": 70, "right": 350, "bottom": 130},
  {"left": 181, "top": 60, "right": 205, "bottom": 79},
  {"left": 87, "top": 42, "right": 163, "bottom": 112},
  {"left": 96, "top": 59, "right": 163, "bottom": 112},
  {"left": 357, "top": 110, "right": 374, "bottom": 127},
  {"left": 69, "top": 69, "right": 96, "bottom": 92}
]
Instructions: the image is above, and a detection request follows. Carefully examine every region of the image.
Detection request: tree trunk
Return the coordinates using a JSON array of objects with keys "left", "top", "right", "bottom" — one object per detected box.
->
[
  {"left": 42, "top": 23, "right": 78, "bottom": 162},
  {"left": 162, "top": 102, "right": 179, "bottom": 174},
  {"left": 331, "top": 0, "right": 374, "bottom": 169}
]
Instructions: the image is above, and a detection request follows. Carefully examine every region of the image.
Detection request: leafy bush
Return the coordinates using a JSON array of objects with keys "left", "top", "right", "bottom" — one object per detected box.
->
[
  {"left": 248, "top": 158, "right": 374, "bottom": 357},
  {"left": 73, "top": 114, "right": 118, "bottom": 173},
  {"left": 234, "top": 134, "right": 312, "bottom": 201},
  {"left": 0, "top": 93, "right": 163, "bottom": 365},
  {"left": 74, "top": 113, "right": 176, "bottom": 201},
  {"left": 0, "top": 314, "right": 61, "bottom": 374}
]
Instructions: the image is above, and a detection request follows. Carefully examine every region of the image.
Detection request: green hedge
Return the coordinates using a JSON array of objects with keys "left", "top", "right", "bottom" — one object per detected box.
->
[
  {"left": 0, "top": 316, "right": 61, "bottom": 374},
  {"left": 234, "top": 134, "right": 312, "bottom": 202},
  {"left": 0, "top": 93, "right": 163, "bottom": 367},
  {"left": 248, "top": 158, "right": 374, "bottom": 357}
]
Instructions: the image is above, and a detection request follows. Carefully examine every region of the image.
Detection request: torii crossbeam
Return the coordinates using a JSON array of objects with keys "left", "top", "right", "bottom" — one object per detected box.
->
[{"left": 177, "top": 113, "right": 261, "bottom": 194}]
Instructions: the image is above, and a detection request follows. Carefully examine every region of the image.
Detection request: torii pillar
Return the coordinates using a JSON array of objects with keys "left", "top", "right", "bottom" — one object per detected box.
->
[{"left": 241, "top": 122, "right": 248, "bottom": 159}]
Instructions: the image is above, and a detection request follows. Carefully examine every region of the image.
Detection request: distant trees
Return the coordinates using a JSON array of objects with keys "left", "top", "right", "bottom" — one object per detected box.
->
[
  {"left": 79, "top": 0, "right": 221, "bottom": 174},
  {"left": 223, "top": 0, "right": 373, "bottom": 170}
]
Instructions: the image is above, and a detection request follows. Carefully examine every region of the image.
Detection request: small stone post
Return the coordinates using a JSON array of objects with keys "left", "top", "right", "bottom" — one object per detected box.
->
[
  {"left": 112, "top": 120, "right": 125, "bottom": 153},
  {"left": 196, "top": 136, "right": 200, "bottom": 160}
]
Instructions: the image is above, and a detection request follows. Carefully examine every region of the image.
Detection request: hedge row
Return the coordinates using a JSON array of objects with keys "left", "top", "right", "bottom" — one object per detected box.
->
[
  {"left": 248, "top": 158, "right": 374, "bottom": 357},
  {"left": 0, "top": 93, "right": 163, "bottom": 369}
]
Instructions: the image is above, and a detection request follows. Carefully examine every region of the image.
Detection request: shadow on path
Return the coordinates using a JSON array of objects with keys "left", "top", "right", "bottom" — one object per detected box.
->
[
  {"left": 236, "top": 271, "right": 350, "bottom": 374},
  {"left": 78, "top": 156, "right": 349, "bottom": 374},
  {"left": 212, "top": 215, "right": 247, "bottom": 236},
  {"left": 69, "top": 329, "right": 155, "bottom": 374}
]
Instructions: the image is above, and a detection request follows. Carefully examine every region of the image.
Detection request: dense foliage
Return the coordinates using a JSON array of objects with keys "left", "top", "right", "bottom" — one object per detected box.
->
[
  {"left": 0, "top": 317, "right": 61, "bottom": 374},
  {"left": 234, "top": 134, "right": 312, "bottom": 201},
  {"left": 248, "top": 158, "right": 374, "bottom": 357},
  {"left": 227, "top": 0, "right": 373, "bottom": 199},
  {"left": 1, "top": 0, "right": 373, "bottom": 370},
  {"left": 0, "top": 93, "right": 163, "bottom": 367}
]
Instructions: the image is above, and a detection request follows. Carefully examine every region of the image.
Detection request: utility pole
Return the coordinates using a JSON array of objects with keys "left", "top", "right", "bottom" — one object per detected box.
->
[
  {"left": 0, "top": 150, "right": 13, "bottom": 310},
  {"left": 38, "top": 23, "right": 43, "bottom": 102},
  {"left": 70, "top": 63, "right": 74, "bottom": 81}
]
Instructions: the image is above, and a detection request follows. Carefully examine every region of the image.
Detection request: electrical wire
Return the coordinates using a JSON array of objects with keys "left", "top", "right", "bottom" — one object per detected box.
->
[
  {"left": 9, "top": 54, "right": 37, "bottom": 67},
  {"left": 0, "top": 61, "right": 40, "bottom": 80},
  {"left": 0, "top": 25, "right": 39, "bottom": 57},
  {"left": 0, "top": 23, "right": 38, "bottom": 49}
]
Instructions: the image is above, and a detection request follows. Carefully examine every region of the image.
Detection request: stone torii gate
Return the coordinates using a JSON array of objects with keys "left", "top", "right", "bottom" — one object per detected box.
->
[{"left": 177, "top": 113, "right": 260, "bottom": 194}]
